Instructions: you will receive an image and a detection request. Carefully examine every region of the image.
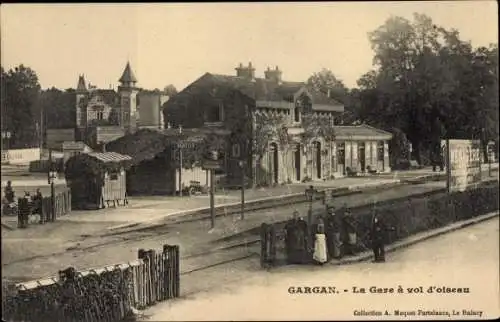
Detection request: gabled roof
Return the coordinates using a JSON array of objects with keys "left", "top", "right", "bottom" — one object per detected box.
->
[
  {"left": 89, "top": 89, "right": 119, "bottom": 106},
  {"left": 62, "top": 141, "right": 92, "bottom": 151},
  {"left": 170, "top": 72, "right": 343, "bottom": 112},
  {"left": 105, "top": 129, "right": 171, "bottom": 165},
  {"left": 334, "top": 124, "right": 393, "bottom": 140},
  {"left": 119, "top": 62, "right": 138, "bottom": 84}
]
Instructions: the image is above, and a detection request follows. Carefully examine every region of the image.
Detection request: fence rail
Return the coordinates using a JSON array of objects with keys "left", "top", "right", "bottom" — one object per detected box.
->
[
  {"left": 261, "top": 181, "right": 499, "bottom": 268},
  {"left": 2, "top": 244, "right": 180, "bottom": 322}
]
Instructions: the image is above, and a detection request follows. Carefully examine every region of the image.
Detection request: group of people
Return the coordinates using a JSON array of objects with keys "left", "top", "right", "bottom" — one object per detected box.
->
[
  {"left": 3, "top": 181, "right": 44, "bottom": 228},
  {"left": 284, "top": 204, "right": 392, "bottom": 265}
]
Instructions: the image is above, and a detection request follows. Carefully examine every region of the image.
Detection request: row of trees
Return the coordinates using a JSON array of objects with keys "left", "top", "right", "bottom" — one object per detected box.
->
[
  {"left": 307, "top": 13, "right": 498, "bottom": 164},
  {"left": 1, "top": 63, "right": 179, "bottom": 149},
  {"left": 3, "top": 13, "right": 497, "bottom": 162}
]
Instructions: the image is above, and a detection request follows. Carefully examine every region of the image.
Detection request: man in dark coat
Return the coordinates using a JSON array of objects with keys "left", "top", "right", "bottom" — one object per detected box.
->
[
  {"left": 17, "top": 193, "right": 31, "bottom": 228},
  {"left": 32, "top": 188, "right": 44, "bottom": 223},
  {"left": 341, "top": 207, "right": 357, "bottom": 255},
  {"left": 4, "top": 181, "right": 14, "bottom": 203},
  {"left": 370, "top": 213, "right": 392, "bottom": 262},
  {"left": 284, "top": 211, "right": 310, "bottom": 264},
  {"left": 324, "top": 205, "right": 343, "bottom": 259}
]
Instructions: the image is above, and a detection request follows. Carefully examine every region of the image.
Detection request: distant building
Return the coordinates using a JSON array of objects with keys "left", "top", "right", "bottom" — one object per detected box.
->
[
  {"left": 164, "top": 62, "right": 393, "bottom": 187},
  {"left": 47, "top": 62, "right": 169, "bottom": 150}
]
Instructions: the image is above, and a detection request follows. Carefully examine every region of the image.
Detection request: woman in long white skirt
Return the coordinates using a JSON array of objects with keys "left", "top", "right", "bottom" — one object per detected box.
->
[{"left": 313, "top": 217, "right": 328, "bottom": 264}]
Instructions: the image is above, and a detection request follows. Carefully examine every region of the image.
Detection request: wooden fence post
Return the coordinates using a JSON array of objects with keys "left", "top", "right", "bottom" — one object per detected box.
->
[
  {"left": 260, "top": 223, "right": 269, "bottom": 268},
  {"left": 270, "top": 224, "right": 277, "bottom": 266},
  {"left": 149, "top": 249, "right": 157, "bottom": 305},
  {"left": 173, "top": 245, "right": 180, "bottom": 298}
]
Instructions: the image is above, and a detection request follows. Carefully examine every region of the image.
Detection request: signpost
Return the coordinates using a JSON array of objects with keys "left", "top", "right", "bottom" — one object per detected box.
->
[
  {"left": 443, "top": 139, "right": 482, "bottom": 193},
  {"left": 202, "top": 154, "right": 222, "bottom": 229},
  {"left": 238, "top": 160, "right": 246, "bottom": 220}
]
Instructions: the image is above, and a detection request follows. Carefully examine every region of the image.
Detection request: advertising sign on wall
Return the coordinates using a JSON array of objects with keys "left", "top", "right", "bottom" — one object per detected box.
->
[{"left": 443, "top": 139, "right": 482, "bottom": 192}]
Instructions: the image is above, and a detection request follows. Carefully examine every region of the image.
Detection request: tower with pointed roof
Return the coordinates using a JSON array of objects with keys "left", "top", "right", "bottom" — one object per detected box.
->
[
  {"left": 76, "top": 74, "right": 88, "bottom": 128},
  {"left": 118, "top": 62, "right": 139, "bottom": 133}
]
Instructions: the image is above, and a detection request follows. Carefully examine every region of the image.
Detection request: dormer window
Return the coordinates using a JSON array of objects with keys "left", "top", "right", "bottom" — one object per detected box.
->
[{"left": 205, "top": 102, "right": 224, "bottom": 123}]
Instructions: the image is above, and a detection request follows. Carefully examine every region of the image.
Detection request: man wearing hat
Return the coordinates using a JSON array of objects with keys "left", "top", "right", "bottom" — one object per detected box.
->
[
  {"left": 341, "top": 206, "right": 357, "bottom": 255},
  {"left": 324, "top": 204, "right": 343, "bottom": 259},
  {"left": 284, "top": 210, "right": 310, "bottom": 264}
]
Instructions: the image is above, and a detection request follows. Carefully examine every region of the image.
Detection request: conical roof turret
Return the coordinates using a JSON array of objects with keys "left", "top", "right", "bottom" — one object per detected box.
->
[
  {"left": 76, "top": 74, "right": 87, "bottom": 92},
  {"left": 118, "top": 61, "right": 138, "bottom": 84}
]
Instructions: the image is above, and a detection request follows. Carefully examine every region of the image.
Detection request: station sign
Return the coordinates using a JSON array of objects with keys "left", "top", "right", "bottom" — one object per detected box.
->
[{"left": 443, "top": 139, "right": 482, "bottom": 192}]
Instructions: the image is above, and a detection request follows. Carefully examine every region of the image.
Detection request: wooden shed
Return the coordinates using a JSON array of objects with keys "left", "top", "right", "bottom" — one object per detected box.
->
[{"left": 64, "top": 152, "right": 132, "bottom": 210}]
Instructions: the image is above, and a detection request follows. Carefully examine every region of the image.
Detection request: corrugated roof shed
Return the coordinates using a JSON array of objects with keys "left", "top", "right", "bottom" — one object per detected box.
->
[{"left": 87, "top": 152, "right": 132, "bottom": 163}]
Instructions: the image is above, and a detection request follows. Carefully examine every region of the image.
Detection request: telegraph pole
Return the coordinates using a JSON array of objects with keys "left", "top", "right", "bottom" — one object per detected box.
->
[{"left": 178, "top": 125, "right": 183, "bottom": 197}]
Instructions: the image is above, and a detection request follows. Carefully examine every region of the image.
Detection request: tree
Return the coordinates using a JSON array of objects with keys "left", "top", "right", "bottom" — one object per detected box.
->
[
  {"left": 1, "top": 65, "right": 41, "bottom": 148},
  {"left": 355, "top": 12, "right": 499, "bottom": 164},
  {"left": 164, "top": 84, "right": 178, "bottom": 96},
  {"left": 38, "top": 88, "right": 76, "bottom": 130},
  {"left": 307, "top": 68, "right": 349, "bottom": 104}
]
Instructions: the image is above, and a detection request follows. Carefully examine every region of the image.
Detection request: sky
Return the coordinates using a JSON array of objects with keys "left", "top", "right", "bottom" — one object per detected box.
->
[{"left": 1, "top": 2, "right": 498, "bottom": 92}]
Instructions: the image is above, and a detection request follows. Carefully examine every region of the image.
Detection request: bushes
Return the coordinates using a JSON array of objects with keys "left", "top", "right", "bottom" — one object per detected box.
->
[{"left": 265, "top": 182, "right": 499, "bottom": 266}]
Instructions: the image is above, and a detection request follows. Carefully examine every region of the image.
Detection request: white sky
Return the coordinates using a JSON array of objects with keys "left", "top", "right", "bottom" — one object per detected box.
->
[{"left": 1, "top": 2, "right": 498, "bottom": 91}]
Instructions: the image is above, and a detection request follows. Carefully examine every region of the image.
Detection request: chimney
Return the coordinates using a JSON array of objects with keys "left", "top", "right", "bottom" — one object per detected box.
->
[
  {"left": 235, "top": 61, "right": 256, "bottom": 81},
  {"left": 264, "top": 65, "right": 282, "bottom": 84}
]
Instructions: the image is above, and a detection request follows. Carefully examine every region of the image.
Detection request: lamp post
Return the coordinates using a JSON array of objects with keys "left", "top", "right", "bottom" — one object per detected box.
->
[
  {"left": 304, "top": 185, "right": 316, "bottom": 227},
  {"left": 48, "top": 156, "right": 57, "bottom": 222},
  {"left": 178, "top": 125, "right": 183, "bottom": 197},
  {"left": 238, "top": 160, "right": 246, "bottom": 220}
]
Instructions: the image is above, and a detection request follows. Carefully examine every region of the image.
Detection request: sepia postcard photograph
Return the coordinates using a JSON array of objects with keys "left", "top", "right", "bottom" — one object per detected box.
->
[{"left": 1, "top": 1, "right": 499, "bottom": 321}]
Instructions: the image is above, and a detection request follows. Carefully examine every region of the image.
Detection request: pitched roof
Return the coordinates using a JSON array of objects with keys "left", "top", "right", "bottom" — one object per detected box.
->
[
  {"left": 119, "top": 62, "right": 138, "bottom": 83},
  {"left": 62, "top": 141, "right": 92, "bottom": 151},
  {"left": 334, "top": 124, "right": 393, "bottom": 140},
  {"left": 90, "top": 89, "right": 119, "bottom": 106},
  {"left": 105, "top": 129, "right": 171, "bottom": 165},
  {"left": 171, "top": 72, "right": 343, "bottom": 111}
]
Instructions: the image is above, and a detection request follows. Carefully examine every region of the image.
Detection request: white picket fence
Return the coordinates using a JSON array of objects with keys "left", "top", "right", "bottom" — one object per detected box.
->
[{"left": 1, "top": 148, "right": 41, "bottom": 165}]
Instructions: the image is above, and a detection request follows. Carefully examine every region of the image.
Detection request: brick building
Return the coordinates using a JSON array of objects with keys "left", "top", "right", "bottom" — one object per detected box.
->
[
  {"left": 46, "top": 62, "right": 169, "bottom": 150},
  {"left": 163, "top": 62, "right": 392, "bottom": 187}
]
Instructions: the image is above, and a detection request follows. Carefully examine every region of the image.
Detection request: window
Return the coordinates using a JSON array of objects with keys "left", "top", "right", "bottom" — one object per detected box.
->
[
  {"left": 97, "top": 111, "right": 104, "bottom": 120},
  {"left": 377, "top": 141, "right": 384, "bottom": 161},
  {"left": 110, "top": 173, "right": 118, "bottom": 180},
  {"left": 337, "top": 142, "right": 345, "bottom": 165},
  {"left": 232, "top": 143, "right": 241, "bottom": 158},
  {"left": 206, "top": 102, "right": 224, "bottom": 123},
  {"left": 294, "top": 105, "right": 300, "bottom": 122}
]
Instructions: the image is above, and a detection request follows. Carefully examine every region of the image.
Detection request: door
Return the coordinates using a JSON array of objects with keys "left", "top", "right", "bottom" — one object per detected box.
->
[
  {"left": 294, "top": 144, "right": 301, "bottom": 181},
  {"left": 359, "top": 142, "right": 366, "bottom": 172},
  {"left": 269, "top": 143, "right": 279, "bottom": 184},
  {"left": 313, "top": 141, "right": 321, "bottom": 179}
]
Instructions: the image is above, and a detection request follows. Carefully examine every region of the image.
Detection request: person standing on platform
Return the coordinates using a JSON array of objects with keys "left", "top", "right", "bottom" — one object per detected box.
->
[
  {"left": 325, "top": 205, "right": 343, "bottom": 260},
  {"left": 312, "top": 216, "right": 328, "bottom": 265},
  {"left": 17, "top": 193, "right": 31, "bottom": 228},
  {"left": 370, "top": 212, "right": 393, "bottom": 262},
  {"left": 341, "top": 208, "right": 357, "bottom": 255},
  {"left": 285, "top": 211, "right": 309, "bottom": 264},
  {"left": 4, "top": 180, "right": 14, "bottom": 203}
]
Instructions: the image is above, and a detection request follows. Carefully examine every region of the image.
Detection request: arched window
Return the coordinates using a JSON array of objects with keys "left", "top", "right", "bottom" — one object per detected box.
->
[{"left": 232, "top": 143, "right": 240, "bottom": 158}]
